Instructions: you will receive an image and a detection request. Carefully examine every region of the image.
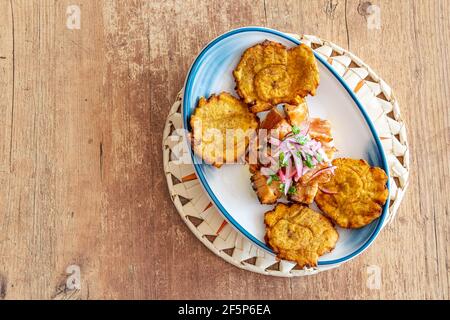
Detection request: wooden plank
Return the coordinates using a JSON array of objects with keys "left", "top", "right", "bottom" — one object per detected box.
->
[
  {"left": 0, "top": 0, "right": 43, "bottom": 299},
  {"left": 342, "top": 0, "right": 449, "bottom": 300},
  {"left": 47, "top": 0, "right": 106, "bottom": 300},
  {"left": 93, "top": 0, "right": 155, "bottom": 299},
  {"left": 0, "top": 0, "right": 106, "bottom": 299},
  {"left": 0, "top": 0, "right": 13, "bottom": 172},
  {"left": 0, "top": 1, "right": 14, "bottom": 298}
]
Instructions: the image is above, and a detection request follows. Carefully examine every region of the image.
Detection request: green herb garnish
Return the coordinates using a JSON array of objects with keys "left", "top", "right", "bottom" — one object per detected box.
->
[
  {"left": 315, "top": 152, "right": 323, "bottom": 163},
  {"left": 278, "top": 183, "right": 285, "bottom": 193},
  {"left": 292, "top": 125, "right": 300, "bottom": 135},
  {"left": 288, "top": 186, "right": 297, "bottom": 195},
  {"left": 279, "top": 152, "right": 288, "bottom": 167},
  {"left": 295, "top": 135, "right": 308, "bottom": 145},
  {"left": 266, "top": 174, "right": 280, "bottom": 185},
  {"left": 304, "top": 154, "right": 314, "bottom": 168}
]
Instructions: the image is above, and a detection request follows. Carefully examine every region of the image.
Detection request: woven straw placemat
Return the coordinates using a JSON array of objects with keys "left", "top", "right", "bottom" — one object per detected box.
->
[{"left": 163, "top": 34, "right": 410, "bottom": 277}]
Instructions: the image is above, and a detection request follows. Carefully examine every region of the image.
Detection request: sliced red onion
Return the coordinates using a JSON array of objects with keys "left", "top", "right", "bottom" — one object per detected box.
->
[
  {"left": 260, "top": 167, "right": 276, "bottom": 176},
  {"left": 302, "top": 167, "right": 310, "bottom": 176},
  {"left": 287, "top": 168, "right": 297, "bottom": 179},
  {"left": 318, "top": 186, "right": 338, "bottom": 194},
  {"left": 285, "top": 157, "right": 292, "bottom": 180},
  {"left": 307, "top": 166, "right": 336, "bottom": 182},
  {"left": 278, "top": 169, "right": 286, "bottom": 183},
  {"left": 310, "top": 140, "right": 322, "bottom": 152},
  {"left": 295, "top": 146, "right": 307, "bottom": 159},
  {"left": 278, "top": 142, "right": 291, "bottom": 154},
  {"left": 260, "top": 121, "right": 334, "bottom": 192},
  {"left": 284, "top": 137, "right": 300, "bottom": 145},
  {"left": 292, "top": 153, "right": 303, "bottom": 181},
  {"left": 284, "top": 177, "right": 292, "bottom": 195},
  {"left": 302, "top": 143, "right": 315, "bottom": 155}
]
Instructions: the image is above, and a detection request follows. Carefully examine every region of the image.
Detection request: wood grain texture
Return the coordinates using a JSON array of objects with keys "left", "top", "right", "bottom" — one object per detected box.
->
[{"left": 0, "top": 0, "right": 448, "bottom": 299}]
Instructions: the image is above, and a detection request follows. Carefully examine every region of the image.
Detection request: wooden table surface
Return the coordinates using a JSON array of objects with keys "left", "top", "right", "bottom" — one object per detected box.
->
[{"left": 0, "top": 0, "right": 448, "bottom": 300}]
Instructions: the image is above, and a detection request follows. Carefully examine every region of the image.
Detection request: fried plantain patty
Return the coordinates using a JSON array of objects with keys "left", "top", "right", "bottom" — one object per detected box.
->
[
  {"left": 190, "top": 92, "right": 259, "bottom": 167},
  {"left": 265, "top": 203, "right": 338, "bottom": 268},
  {"left": 233, "top": 41, "right": 319, "bottom": 113},
  {"left": 315, "top": 158, "right": 389, "bottom": 228}
]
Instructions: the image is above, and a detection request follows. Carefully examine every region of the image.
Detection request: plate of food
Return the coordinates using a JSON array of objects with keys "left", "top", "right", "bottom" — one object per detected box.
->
[{"left": 182, "top": 27, "right": 390, "bottom": 268}]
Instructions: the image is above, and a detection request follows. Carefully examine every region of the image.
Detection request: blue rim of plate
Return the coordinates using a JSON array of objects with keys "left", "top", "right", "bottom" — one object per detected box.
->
[{"left": 182, "top": 26, "right": 390, "bottom": 266}]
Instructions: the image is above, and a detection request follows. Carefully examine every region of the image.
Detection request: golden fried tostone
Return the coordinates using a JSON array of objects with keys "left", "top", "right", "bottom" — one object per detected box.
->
[
  {"left": 265, "top": 203, "right": 338, "bottom": 268},
  {"left": 233, "top": 41, "right": 319, "bottom": 113},
  {"left": 315, "top": 158, "right": 389, "bottom": 229},
  {"left": 190, "top": 93, "right": 259, "bottom": 167}
]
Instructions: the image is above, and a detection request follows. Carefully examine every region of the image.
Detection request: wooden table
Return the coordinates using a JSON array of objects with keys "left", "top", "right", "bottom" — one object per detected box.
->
[{"left": 0, "top": 0, "right": 448, "bottom": 300}]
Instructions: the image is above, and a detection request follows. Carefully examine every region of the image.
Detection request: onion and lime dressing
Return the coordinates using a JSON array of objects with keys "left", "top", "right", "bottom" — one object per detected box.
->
[{"left": 261, "top": 123, "right": 336, "bottom": 196}]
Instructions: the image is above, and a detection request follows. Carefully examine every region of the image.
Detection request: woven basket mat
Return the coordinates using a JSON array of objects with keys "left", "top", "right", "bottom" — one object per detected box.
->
[{"left": 163, "top": 34, "right": 410, "bottom": 277}]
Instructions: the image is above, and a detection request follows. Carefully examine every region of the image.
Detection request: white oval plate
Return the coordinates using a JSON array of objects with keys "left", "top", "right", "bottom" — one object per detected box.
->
[{"left": 182, "top": 27, "right": 390, "bottom": 266}]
